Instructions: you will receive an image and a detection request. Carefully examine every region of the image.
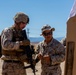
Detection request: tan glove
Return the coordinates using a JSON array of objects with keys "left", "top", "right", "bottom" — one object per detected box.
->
[
  {"left": 43, "top": 55, "right": 50, "bottom": 62},
  {"left": 37, "top": 54, "right": 43, "bottom": 60},
  {"left": 20, "top": 39, "right": 30, "bottom": 46}
]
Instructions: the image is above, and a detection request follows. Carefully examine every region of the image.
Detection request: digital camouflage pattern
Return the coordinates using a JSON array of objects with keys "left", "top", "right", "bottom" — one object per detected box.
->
[
  {"left": 13, "top": 12, "right": 29, "bottom": 23},
  {"left": 36, "top": 38, "right": 65, "bottom": 75},
  {"left": 41, "top": 24, "right": 55, "bottom": 32},
  {"left": 2, "top": 62, "right": 26, "bottom": 75},
  {"left": 60, "top": 37, "right": 66, "bottom": 49},
  {"left": 40, "top": 24, "right": 55, "bottom": 36},
  {"left": 60, "top": 37, "right": 66, "bottom": 46},
  {"left": 1, "top": 27, "right": 27, "bottom": 75}
]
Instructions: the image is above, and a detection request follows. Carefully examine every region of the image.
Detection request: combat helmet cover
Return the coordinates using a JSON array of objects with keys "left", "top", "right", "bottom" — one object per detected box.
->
[{"left": 13, "top": 12, "right": 29, "bottom": 23}]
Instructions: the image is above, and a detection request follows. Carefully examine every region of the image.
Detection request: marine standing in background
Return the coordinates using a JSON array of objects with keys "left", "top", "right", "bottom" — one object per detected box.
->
[
  {"left": 1, "top": 12, "right": 30, "bottom": 75},
  {"left": 60, "top": 37, "right": 66, "bottom": 48},
  {"left": 35, "top": 24, "right": 65, "bottom": 75}
]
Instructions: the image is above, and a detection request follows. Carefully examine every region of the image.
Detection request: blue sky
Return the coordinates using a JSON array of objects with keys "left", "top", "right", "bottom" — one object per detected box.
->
[{"left": 0, "top": 0, "right": 74, "bottom": 38}]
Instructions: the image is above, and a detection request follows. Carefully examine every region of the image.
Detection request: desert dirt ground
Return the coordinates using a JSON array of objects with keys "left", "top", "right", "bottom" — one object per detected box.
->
[{"left": 0, "top": 59, "right": 65, "bottom": 75}]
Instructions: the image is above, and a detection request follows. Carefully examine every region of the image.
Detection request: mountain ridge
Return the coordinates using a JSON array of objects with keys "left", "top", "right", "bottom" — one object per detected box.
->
[{"left": 29, "top": 37, "right": 64, "bottom": 42}]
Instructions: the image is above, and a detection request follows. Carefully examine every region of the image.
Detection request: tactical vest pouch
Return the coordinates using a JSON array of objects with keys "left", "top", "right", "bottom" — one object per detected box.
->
[
  {"left": 2, "top": 50, "right": 17, "bottom": 56},
  {"left": 2, "top": 49, "right": 29, "bottom": 62},
  {"left": 2, "top": 49, "right": 24, "bottom": 56},
  {"left": 19, "top": 54, "right": 29, "bottom": 63}
]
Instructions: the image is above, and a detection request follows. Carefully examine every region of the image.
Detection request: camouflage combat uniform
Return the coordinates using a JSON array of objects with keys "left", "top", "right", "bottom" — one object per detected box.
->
[
  {"left": 60, "top": 38, "right": 66, "bottom": 46},
  {"left": 1, "top": 28, "right": 27, "bottom": 75},
  {"left": 36, "top": 38, "right": 65, "bottom": 75},
  {"left": 60, "top": 37, "right": 66, "bottom": 47}
]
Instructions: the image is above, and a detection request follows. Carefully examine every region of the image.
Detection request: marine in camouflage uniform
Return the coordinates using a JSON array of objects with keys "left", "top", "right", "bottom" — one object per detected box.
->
[
  {"left": 36, "top": 25, "right": 65, "bottom": 75},
  {"left": 60, "top": 37, "right": 66, "bottom": 48},
  {"left": 1, "top": 12, "right": 30, "bottom": 75}
]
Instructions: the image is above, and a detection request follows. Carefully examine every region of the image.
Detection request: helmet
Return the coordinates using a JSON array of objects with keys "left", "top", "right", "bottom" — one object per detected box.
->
[{"left": 13, "top": 12, "right": 29, "bottom": 23}]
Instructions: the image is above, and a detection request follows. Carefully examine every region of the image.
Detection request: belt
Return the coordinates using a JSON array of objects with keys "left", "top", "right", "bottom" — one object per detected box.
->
[
  {"left": 49, "top": 64, "right": 60, "bottom": 66},
  {"left": 4, "top": 60, "right": 21, "bottom": 63}
]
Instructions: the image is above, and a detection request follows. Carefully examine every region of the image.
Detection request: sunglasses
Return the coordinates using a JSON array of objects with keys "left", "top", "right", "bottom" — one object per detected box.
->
[{"left": 43, "top": 31, "right": 52, "bottom": 36}]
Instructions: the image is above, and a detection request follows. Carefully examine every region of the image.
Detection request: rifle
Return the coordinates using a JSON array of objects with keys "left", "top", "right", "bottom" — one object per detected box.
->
[
  {"left": 6, "top": 28, "right": 37, "bottom": 75},
  {"left": 20, "top": 44, "right": 36, "bottom": 75},
  {"left": 19, "top": 30, "right": 37, "bottom": 75}
]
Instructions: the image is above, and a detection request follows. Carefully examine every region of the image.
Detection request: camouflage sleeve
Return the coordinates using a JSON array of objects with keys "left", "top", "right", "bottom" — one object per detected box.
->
[
  {"left": 35, "top": 45, "right": 40, "bottom": 54},
  {"left": 60, "top": 37, "right": 66, "bottom": 46},
  {"left": 35, "top": 42, "right": 43, "bottom": 55},
  {"left": 50, "top": 44, "right": 65, "bottom": 65},
  {"left": 1, "top": 28, "right": 20, "bottom": 50},
  {"left": 35, "top": 44, "right": 41, "bottom": 63}
]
